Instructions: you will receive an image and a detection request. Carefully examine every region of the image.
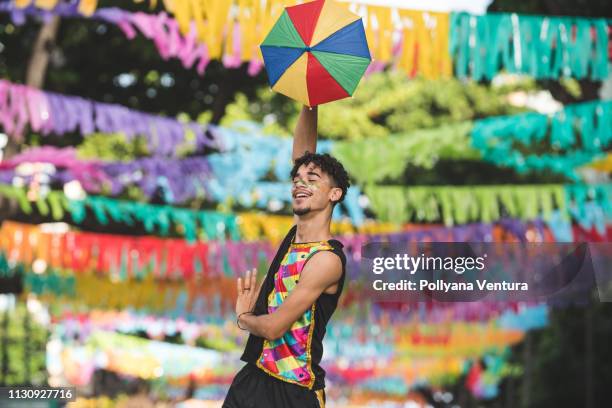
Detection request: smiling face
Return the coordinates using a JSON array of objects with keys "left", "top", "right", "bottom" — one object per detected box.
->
[{"left": 291, "top": 162, "right": 342, "bottom": 217}]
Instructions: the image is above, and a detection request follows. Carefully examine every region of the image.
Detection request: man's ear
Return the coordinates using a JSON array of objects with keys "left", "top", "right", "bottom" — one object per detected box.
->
[{"left": 329, "top": 187, "right": 342, "bottom": 203}]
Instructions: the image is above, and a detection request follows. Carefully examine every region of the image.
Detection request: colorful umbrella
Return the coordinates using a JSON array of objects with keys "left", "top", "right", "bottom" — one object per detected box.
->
[{"left": 260, "top": 0, "right": 371, "bottom": 107}]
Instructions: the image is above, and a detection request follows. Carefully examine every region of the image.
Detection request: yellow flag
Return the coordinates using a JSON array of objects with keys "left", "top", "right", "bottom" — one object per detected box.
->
[{"left": 78, "top": 0, "right": 98, "bottom": 16}]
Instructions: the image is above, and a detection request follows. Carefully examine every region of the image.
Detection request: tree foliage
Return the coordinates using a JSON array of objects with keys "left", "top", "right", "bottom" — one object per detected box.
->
[
  {"left": 0, "top": 302, "right": 48, "bottom": 386},
  {"left": 0, "top": 6, "right": 266, "bottom": 122},
  {"left": 507, "top": 301, "right": 612, "bottom": 408},
  {"left": 222, "top": 72, "right": 534, "bottom": 140}
]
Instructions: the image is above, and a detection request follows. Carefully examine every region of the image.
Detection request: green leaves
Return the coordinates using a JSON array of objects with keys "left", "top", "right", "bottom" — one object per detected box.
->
[
  {"left": 222, "top": 72, "right": 530, "bottom": 141},
  {"left": 77, "top": 133, "right": 149, "bottom": 161},
  {"left": 332, "top": 122, "right": 479, "bottom": 185},
  {"left": 0, "top": 304, "right": 49, "bottom": 386},
  {"left": 365, "top": 184, "right": 568, "bottom": 225}
]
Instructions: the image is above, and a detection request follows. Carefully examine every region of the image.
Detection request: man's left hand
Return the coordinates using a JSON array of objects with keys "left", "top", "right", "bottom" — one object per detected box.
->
[{"left": 236, "top": 268, "right": 258, "bottom": 316}]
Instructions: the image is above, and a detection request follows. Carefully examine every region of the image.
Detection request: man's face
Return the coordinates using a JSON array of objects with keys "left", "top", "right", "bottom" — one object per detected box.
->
[{"left": 291, "top": 162, "right": 341, "bottom": 216}]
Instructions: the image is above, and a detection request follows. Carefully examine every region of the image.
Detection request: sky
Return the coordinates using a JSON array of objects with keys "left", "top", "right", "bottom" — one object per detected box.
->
[{"left": 345, "top": 0, "right": 494, "bottom": 14}]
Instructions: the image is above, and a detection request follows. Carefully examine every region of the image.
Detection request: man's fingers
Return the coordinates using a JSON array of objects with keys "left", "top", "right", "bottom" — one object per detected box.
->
[
  {"left": 238, "top": 268, "right": 257, "bottom": 296},
  {"left": 244, "top": 269, "right": 251, "bottom": 289}
]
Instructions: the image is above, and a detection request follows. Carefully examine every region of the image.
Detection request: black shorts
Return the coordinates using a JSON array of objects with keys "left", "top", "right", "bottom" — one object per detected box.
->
[{"left": 223, "top": 363, "right": 326, "bottom": 408}]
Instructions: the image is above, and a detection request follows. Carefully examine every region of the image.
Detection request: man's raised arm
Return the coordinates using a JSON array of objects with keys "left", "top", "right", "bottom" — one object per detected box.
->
[{"left": 292, "top": 106, "right": 318, "bottom": 162}]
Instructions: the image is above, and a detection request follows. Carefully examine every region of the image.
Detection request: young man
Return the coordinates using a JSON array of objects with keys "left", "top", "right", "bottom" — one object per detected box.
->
[{"left": 223, "top": 106, "right": 350, "bottom": 408}]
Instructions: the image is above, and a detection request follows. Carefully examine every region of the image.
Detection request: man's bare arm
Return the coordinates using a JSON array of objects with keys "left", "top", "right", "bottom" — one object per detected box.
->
[
  {"left": 238, "top": 251, "right": 341, "bottom": 340},
  {"left": 292, "top": 106, "right": 318, "bottom": 162}
]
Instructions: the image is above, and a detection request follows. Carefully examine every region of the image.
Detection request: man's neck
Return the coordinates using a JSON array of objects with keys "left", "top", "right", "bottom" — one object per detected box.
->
[{"left": 294, "top": 211, "right": 332, "bottom": 243}]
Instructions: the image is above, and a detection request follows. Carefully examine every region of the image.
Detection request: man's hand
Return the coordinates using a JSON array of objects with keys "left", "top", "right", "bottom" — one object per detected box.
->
[{"left": 236, "top": 268, "right": 258, "bottom": 316}]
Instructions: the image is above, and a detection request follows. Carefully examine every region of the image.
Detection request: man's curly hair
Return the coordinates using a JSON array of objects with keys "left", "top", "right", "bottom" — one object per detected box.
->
[{"left": 291, "top": 152, "right": 350, "bottom": 204}]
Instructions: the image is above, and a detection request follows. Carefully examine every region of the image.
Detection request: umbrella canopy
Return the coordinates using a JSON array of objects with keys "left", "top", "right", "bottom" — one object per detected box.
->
[{"left": 260, "top": 0, "right": 371, "bottom": 107}]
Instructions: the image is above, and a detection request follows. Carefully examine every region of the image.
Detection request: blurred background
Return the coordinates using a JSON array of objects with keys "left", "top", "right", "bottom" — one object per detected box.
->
[{"left": 0, "top": 0, "right": 611, "bottom": 407}]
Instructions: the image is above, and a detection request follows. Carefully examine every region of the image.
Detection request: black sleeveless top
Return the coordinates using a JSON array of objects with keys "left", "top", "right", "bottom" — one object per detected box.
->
[{"left": 240, "top": 226, "right": 346, "bottom": 390}]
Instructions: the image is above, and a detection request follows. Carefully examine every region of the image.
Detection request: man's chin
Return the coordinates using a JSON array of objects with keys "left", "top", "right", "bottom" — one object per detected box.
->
[{"left": 293, "top": 207, "right": 311, "bottom": 216}]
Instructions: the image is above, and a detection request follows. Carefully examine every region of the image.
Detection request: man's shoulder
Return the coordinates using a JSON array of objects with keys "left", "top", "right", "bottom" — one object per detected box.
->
[
  {"left": 305, "top": 249, "right": 344, "bottom": 279},
  {"left": 325, "top": 239, "right": 347, "bottom": 264}
]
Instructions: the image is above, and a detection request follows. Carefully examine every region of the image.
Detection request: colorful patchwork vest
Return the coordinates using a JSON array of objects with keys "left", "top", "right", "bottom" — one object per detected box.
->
[{"left": 253, "top": 238, "right": 346, "bottom": 390}]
